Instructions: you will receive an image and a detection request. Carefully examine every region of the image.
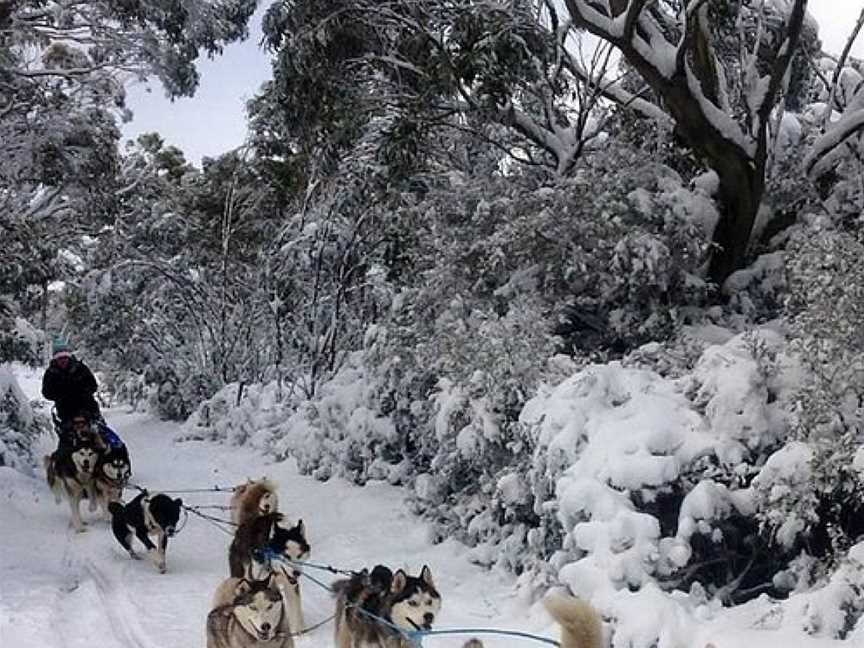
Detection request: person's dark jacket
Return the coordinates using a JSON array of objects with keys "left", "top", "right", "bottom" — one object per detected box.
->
[{"left": 41, "top": 357, "right": 100, "bottom": 422}]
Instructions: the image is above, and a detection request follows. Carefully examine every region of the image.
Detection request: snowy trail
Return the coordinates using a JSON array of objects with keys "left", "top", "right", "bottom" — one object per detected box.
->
[
  {"left": 4, "top": 366, "right": 847, "bottom": 648},
  {"left": 0, "top": 407, "right": 541, "bottom": 648}
]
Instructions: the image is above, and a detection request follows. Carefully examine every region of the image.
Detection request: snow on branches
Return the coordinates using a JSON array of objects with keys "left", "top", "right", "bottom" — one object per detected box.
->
[{"left": 563, "top": 0, "right": 811, "bottom": 282}]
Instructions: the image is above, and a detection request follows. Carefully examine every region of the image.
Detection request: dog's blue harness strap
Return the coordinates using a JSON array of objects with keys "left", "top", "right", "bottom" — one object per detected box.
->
[
  {"left": 413, "top": 628, "right": 560, "bottom": 646},
  {"left": 347, "top": 602, "right": 423, "bottom": 647},
  {"left": 98, "top": 424, "right": 124, "bottom": 449},
  {"left": 294, "top": 566, "right": 336, "bottom": 593},
  {"left": 264, "top": 552, "right": 558, "bottom": 647},
  {"left": 282, "top": 556, "right": 359, "bottom": 577},
  {"left": 255, "top": 550, "right": 338, "bottom": 593},
  {"left": 262, "top": 552, "right": 421, "bottom": 645}
]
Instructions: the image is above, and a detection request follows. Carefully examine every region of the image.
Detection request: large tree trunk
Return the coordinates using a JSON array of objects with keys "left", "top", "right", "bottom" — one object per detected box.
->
[
  {"left": 629, "top": 66, "right": 767, "bottom": 287},
  {"left": 662, "top": 80, "right": 767, "bottom": 285},
  {"left": 563, "top": 0, "right": 807, "bottom": 286},
  {"left": 708, "top": 156, "right": 765, "bottom": 284}
]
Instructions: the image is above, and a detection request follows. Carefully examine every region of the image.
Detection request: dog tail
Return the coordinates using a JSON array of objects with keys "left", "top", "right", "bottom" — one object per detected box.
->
[
  {"left": 544, "top": 594, "right": 603, "bottom": 648},
  {"left": 108, "top": 501, "right": 125, "bottom": 517}
]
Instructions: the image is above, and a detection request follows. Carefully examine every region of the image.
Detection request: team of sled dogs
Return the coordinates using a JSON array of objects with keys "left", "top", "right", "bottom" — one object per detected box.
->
[
  {"left": 43, "top": 423, "right": 133, "bottom": 533},
  {"left": 43, "top": 443, "right": 714, "bottom": 648}
]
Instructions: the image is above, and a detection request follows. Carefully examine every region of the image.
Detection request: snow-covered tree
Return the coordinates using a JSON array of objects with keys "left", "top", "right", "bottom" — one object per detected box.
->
[{"left": 562, "top": 0, "right": 812, "bottom": 282}]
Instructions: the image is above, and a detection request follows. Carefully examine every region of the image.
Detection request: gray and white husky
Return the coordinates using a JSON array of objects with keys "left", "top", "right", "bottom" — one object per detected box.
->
[
  {"left": 228, "top": 513, "right": 310, "bottom": 632},
  {"left": 44, "top": 440, "right": 101, "bottom": 532},
  {"left": 92, "top": 443, "right": 132, "bottom": 516},
  {"left": 333, "top": 565, "right": 442, "bottom": 648},
  {"left": 207, "top": 575, "right": 294, "bottom": 648}
]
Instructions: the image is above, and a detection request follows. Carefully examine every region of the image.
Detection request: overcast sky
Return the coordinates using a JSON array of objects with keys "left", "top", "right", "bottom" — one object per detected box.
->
[{"left": 120, "top": 3, "right": 864, "bottom": 166}]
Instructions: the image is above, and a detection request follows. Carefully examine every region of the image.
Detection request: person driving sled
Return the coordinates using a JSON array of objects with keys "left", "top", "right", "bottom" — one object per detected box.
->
[
  {"left": 42, "top": 337, "right": 125, "bottom": 452},
  {"left": 42, "top": 337, "right": 100, "bottom": 420},
  {"left": 42, "top": 337, "right": 103, "bottom": 448}
]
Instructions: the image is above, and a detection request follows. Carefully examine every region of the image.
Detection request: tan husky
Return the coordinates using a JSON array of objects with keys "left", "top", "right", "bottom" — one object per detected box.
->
[
  {"left": 467, "top": 594, "right": 602, "bottom": 648},
  {"left": 230, "top": 478, "right": 279, "bottom": 527}
]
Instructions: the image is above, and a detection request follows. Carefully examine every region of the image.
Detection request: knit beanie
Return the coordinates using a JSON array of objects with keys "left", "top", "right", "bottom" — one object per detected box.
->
[{"left": 52, "top": 336, "right": 72, "bottom": 358}]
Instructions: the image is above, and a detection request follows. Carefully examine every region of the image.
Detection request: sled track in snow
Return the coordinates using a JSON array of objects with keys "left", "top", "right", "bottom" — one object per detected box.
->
[{"left": 82, "top": 557, "right": 158, "bottom": 648}]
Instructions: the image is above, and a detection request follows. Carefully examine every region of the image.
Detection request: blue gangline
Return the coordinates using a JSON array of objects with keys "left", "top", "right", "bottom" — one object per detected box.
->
[{"left": 264, "top": 553, "right": 560, "bottom": 647}]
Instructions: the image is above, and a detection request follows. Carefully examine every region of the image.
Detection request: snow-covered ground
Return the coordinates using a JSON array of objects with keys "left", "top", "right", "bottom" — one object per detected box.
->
[
  {"left": 0, "top": 364, "right": 855, "bottom": 648},
  {"left": 0, "top": 367, "right": 547, "bottom": 648}
]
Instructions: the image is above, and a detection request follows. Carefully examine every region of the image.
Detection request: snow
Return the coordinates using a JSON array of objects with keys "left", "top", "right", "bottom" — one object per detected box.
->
[
  {"left": 524, "top": 363, "right": 716, "bottom": 490},
  {"left": 776, "top": 112, "right": 803, "bottom": 157},
  {"left": 0, "top": 363, "right": 41, "bottom": 469},
  {"left": 690, "top": 329, "right": 789, "bottom": 451},
  {"left": 752, "top": 441, "right": 814, "bottom": 548},
  {"left": 0, "top": 407, "right": 556, "bottom": 648},
  {"left": 806, "top": 74, "right": 864, "bottom": 178},
  {"left": 806, "top": 106, "right": 864, "bottom": 178},
  {"left": 684, "top": 62, "right": 756, "bottom": 157},
  {"left": 2, "top": 346, "right": 861, "bottom": 648}
]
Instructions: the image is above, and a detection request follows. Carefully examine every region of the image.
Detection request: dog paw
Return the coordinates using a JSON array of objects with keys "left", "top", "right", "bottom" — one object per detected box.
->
[{"left": 157, "top": 561, "right": 167, "bottom": 574}]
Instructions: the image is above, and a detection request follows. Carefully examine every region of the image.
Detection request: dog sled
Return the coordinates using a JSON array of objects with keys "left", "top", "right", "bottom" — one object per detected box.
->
[{"left": 51, "top": 408, "right": 126, "bottom": 452}]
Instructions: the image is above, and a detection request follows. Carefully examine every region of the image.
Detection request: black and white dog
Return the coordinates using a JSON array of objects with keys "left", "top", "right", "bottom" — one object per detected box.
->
[{"left": 108, "top": 491, "right": 182, "bottom": 573}]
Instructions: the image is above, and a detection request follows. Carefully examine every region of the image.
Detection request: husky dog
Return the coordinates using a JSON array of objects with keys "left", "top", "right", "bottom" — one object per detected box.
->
[
  {"left": 229, "top": 513, "right": 309, "bottom": 632},
  {"left": 333, "top": 564, "right": 442, "bottom": 648},
  {"left": 230, "top": 478, "right": 279, "bottom": 526},
  {"left": 467, "top": 595, "right": 603, "bottom": 648},
  {"left": 229, "top": 513, "right": 310, "bottom": 579},
  {"left": 108, "top": 491, "right": 182, "bottom": 573},
  {"left": 207, "top": 575, "right": 294, "bottom": 648},
  {"left": 44, "top": 440, "right": 101, "bottom": 532},
  {"left": 211, "top": 571, "right": 302, "bottom": 635},
  {"left": 92, "top": 443, "right": 132, "bottom": 515}
]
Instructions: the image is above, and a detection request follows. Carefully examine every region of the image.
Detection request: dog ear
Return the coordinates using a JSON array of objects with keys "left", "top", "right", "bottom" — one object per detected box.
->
[
  {"left": 296, "top": 519, "right": 305, "bottom": 535},
  {"left": 391, "top": 570, "right": 407, "bottom": 594},
  {"left": 420, "top": 565, "right": 435, "bottom": 588},
  {"left": 234, "top": 578, "right": 253, "bottom": 596},
  {"left": 266, "top": 571, "right": 280, "bottom": 590}
]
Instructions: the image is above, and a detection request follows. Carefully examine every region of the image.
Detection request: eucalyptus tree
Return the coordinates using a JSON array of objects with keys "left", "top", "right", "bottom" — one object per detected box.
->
[{"left": 0, "top": 0, "right": 257, "bottom": 337}]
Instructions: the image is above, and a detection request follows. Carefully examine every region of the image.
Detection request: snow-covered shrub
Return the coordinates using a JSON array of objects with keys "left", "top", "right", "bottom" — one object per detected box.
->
[
  {"left": 395, "top": 153, "right": 711, "bottom": 358},
  {"left": 723, "top": 251, "right": 788, "bottom": 320},
  {"left": 270, "top": 352, "right": 407, "bottom": 484},
  {"left": 312, "top": 157, "right": 715, "bottom": 571},
  {"left": 181, "top": 380, "right": 294, "bottom": 453},
  {"left": 755, "top": 222, "right": 864, "bottom": 560},
  {"left": 541, "top": 331, "right": 810, "bottom": 614},
  {"left": 143, "top": 364, "right": 218, "bottom": 421},
  {"left": 0, "top": 313, "right": 46, "bottom": 472},
  {"left": 101, "top": 370, "right": 148, "bottom": 411},
  {"left": 0, "top": 365, "right": 43, "bottom": 471},
  {"left": 0, "top": 310, "right": 43, "bottom": 366},
  {"left": 779, "top": 542, "right": 864, "bottom": 640}
]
